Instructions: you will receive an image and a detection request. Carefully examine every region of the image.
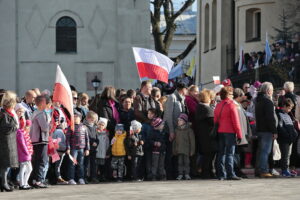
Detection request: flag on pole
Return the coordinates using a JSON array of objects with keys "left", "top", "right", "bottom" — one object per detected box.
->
[
  {"left": 186, "top": 56, "right": 195, "bottom": 77},
  {"left": 52, "top": 65, "right": 74, "bottom": 131},
  {"left": 254, "top": 59, "right": 260, "bottom": 69},
  {"left": 169, "top": 62, "right": 184, "bottom": 79},
  {"left": 132, "top": 47, "right": 174, "bottom": 83},
  {"left": 213, "top": 76, "right": 220, "bottom": 84},
  {"left": 264, "top": 32, "right": 272, "bottom": 66},
  {"left": 238, "top": 46, "right": 245, "bottom": 73}
]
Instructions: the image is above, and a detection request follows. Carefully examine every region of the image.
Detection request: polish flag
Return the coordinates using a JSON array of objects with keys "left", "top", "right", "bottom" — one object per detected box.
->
[
  {"left": 52, "top": 65, "right": 74, "bottom": 131},
  {"left": 132, "top": 47, "right": 174, "bottom": 83},
  {"left": 213, "top": 76, "right": 220, "bottom": 84}
]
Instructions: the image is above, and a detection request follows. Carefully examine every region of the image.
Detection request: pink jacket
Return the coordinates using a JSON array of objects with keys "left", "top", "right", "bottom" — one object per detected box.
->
[
  {"left": 16, "top": 129, "right": 33, "bottom": 162},
  {"left": 214, "top": 98, "right": 242, "bottom": 139}
]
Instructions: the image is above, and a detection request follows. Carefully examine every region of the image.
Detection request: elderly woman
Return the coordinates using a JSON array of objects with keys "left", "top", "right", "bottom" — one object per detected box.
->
[
  {"left": 0, "top": 91, "right": 18, "bottom": 192},
  {"left": 214, "top": 87, "right": 242, "bottom": 180},
  {"left": 195, "top": 89, "right": 216, "bottom": 179}
]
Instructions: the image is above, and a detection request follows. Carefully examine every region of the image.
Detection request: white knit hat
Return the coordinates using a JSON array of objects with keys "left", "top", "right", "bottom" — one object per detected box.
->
[
  {"left": 14, "top": 103, "right": 26, "bottom": 111},
  {"left": 98, "top": 117, "right": 108, "bottom": 127},
  {"left": 131, "top": 120, "right": 142, "bottom": 131}
]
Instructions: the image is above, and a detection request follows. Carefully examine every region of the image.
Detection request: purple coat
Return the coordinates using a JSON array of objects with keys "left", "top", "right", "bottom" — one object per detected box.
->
[
  {"left": 185, "top": 95, "right": 198, "bottom": 123},
  {"left": 16, "top": 129, "right": 32, "bottom": 162}
]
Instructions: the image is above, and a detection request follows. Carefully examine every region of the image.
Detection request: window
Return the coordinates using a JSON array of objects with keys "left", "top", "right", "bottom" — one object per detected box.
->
[
  {"left": 56, "top": 16, "right": 77, "bottom": 53},
  {"left": 204, "top": 3, "right": 210, "bottom": 52},
  {"left": 211, "top": 0, "right": 217, "bottom": 49},
  {"left": 246, "top": 8, "right": 261, "bottom": 42}
]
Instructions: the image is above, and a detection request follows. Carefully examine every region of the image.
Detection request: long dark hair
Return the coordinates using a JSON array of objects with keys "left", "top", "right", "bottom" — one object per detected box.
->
[{"left": 101, "top": 86, "right": 117, "bottom": 101}]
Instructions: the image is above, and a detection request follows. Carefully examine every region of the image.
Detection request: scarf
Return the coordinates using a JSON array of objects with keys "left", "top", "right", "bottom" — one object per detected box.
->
[{"left": 109, "top": 99, "right": 120, "bottom": 123}]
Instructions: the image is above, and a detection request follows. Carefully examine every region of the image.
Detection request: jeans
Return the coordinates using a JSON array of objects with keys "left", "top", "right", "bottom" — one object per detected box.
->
[
  {"left": 32, "top": 144, "right": 49, "bottom": 182},
  {"left": 131, "top": 156, "right": 143, "bottom": 180},
  {"left": 152, "top": 152, "right": 166, "bottom": 178},
  {"left": 257, "top": 132, "right": 273, "bottom": 173},
  {"left": 217, "top": 133, "right": 236, "bottom": 179},
  {"left": 279, "top": 142, "right": 292, "bottom": 171},
  {"left": 68, "top": 149, "right": 84, "bottom": 180}
]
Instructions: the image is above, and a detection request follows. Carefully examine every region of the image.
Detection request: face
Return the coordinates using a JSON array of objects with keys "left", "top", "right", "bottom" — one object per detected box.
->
[
  {"left": 98, "top": 123, "right": 106, "bottom": 130},
  {"left": 228, "top": 91, "right": 234, "bottom": 100},
  {"left": 147, "top": 111, "right": 155, "bottom": 120},
  {"left": 177, "top": 118, "right": 186, "bottom": 127},
  {"left": 122, "top": 98, "right": 132, "bottom": 110},
  {"left": 153, "top": 91, "right": 161, "bottom": 101},
  {"left": 190, "top": 89, "right": 199, "bottom": 99},
  {"left": 283, "top": 105, "right": 293, "bottom": 113},
  {"left": 243, "top": 84, "right": 250, "bottom": 93},
  {"left": 87, "top": 116, "right": 96, "bottom": 124},
  {"left": 116, "top": 130, "right": 123, "bottom": 135},
  {"left": 155, "top": 122, "right": 164, "bottom": 131},
  {"left": 81, "top": 97, "right": 89, "bottom": 106},
  {"left": 39, "top": 99, "right": 47, "bottom": 110},
  {"left": 74, "top": 116, "right": 81, "bottom": 124},
  {"left": 142, "top": 83, "right": 152, "bottom": 96},
  {"left": 25, "top": 126, "right": 31, "bottom": 133},
  {"left": 16, "top": 108, "right": 25, "bottom": 118},
  {"left": 72, "top": 92, "right": 78, "bottom": 105},
  {"left": 26, "top": 92, "right": 37, "bottom": 104}
]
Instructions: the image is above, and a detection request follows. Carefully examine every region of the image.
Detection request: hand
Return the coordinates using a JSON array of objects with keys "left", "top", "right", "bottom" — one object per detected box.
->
[
  {"left": 169, "top": 133, "right": 175, "bottom": 142},
  {"left": 111, "top": 138, "right": 116, "bottom": 145},
  {"left": 236, "top": 138, "right": 242, "bottom": 144},
  {"left": 128, "top": 156, "right": 132, "bottom": 160},
  {"left": 156, "top": 142, "right": 161, "bottom": 147},
  {"left": 140, "top": 141, "right": 144, "bottom": 145},
  {"left": 134, "top": 142, "right": 138, "bottom": 146},
  {"left": 85, "top": 150, "right": 90, "bottom": 156},
  {"left": 66, "top": 149, "right": 70, "bottom": 155},
  {"left": 92, "top": 142, "right": 97, "bottom": 147},
  {"left": 273, "top": 134, "right": 278, "bottom": 140}
]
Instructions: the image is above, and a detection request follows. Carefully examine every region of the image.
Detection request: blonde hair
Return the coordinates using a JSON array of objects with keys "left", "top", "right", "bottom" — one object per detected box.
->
[
  {"left": 199, "top": 89, "right": 211, "bottom": 104},
  {"left": 79, "top": 92, "right": 89, "bottom": 100},
  {"left": 283, "top": 81, "right": 294, "bottom": 92},
  {"left": 86, "top": 111, "right": 98, "bottom": 121},
  {"left": 1, "top": 91, "right": 17, "bottom": 109}
]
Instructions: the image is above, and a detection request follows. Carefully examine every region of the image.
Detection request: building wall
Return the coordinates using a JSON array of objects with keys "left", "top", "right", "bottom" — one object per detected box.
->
[{"left": 0, "top": 0, "right": 150, "bottom": 96}]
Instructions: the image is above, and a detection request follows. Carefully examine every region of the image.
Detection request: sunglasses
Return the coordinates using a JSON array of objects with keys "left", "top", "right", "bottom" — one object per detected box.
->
[{"left": 73, "top": 97, "right": 78, "bottom": 100}]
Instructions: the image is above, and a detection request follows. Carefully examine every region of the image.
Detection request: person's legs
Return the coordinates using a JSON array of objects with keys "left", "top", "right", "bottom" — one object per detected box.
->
[
  {"left": 68, "top": 149, "right": 78, "bottom": 180},
  {"left": 55, "top": 153, "right": 65, "bottom": 179},
  {"left": 183, "top": 155, "right": 190, "bottom": 175},
  {"left": 89, "top": 151, "right": 97, "bottom": 180},
  {"left": 158, "top": 152, "right": 166, "bottom": 179},
  {"left": 257, "top": 132, "right": 273, "bottom": 174},
  {"left": 224, "top": 134, "right": 236, "bottom": 178},
  {"left": 76, "top": 149, "right": 84, "bottom": 180},
  {"left": 151, "top": 153, "right": 159, "bottom": 179},
  {"left": 217, "top": 134, "right": 226, "bottom": 179},
  {"left": 177, "top": 154, "right": 184, "bottom": 176},
  {"left": 19, "top": 162, "right": 26, "bottom": 187},
  {"left": 117, "top": 157, "right": 125, "bottom": 179},
  {"left": 24, "top": 161, "right": 33, "bottom": 186},
  {"left": 0, "top": 168, "right": 10, "bottom": 189},
  {"left": 131, "top": 156, "right": 138, "bottom": 180}
]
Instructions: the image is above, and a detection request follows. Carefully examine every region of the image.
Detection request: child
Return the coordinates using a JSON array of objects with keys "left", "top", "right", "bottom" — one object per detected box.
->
[
  {"left": 150, "top": 117, "right": 168, "bottom": 181},
  {"left": 83, "top": 111, "right": 99, "bottom": 183},
  {"left": 95, "top": 117, "right": 110, "bottom": 181},
  {"left": 126, "top": 120, "right": 144, "bottom": 181},
  {"left": 17, "top": 120, "right": 33, "bottom": 190},
  {"left": 52, "top": 118, "right": 68, "bottom": 185},
  {"left": 173, "top": 113, "right": 195, "bottom": 180},
  {"left": 66, "top": 111, "right": 90, "bottom": 185},
  {"left": 276, "top": 98, "right": 298, "bottom": 177},
  {"left": 111, "top": 124, "right": 127, "bottom": 182}
]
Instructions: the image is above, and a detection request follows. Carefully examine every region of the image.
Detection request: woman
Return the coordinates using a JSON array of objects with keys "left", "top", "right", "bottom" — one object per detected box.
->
[
  {"left": 0, "top": 91, "right": 18, "bottom": 192},
  {"left": 185, "top": 85, "right": 199, "bottom": 125},
  {"left": 195, "top": 89, "right": 216, "bottom": 179},
  {"left": 97, "top": 86, "right": 120, "bottom": 138},
  {"left": 119, "top": 96, "right": 135, "bottom": 134},
  {"left": 151, "top": 87, "right": 163, "bottom": 117},
  {"left": 214, "top": 87, "right": 242, "bottom": 180}
]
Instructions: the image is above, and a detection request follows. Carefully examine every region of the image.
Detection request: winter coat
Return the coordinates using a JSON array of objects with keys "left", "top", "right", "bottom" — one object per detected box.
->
[
  {"left": 234, "top": 101, "right": 251, "bottom": 145},
  {"left": 52, "top": 128, "right": 67, "bottom": 152},
  {"left": 255, "top": 92, "right": 278, "bottom": 134},
  {"left": 119, "top": 108, "right": 135, "bottom": 133},
  {"left": 173, "top": 124, "right": 195, "bottom": 156},
  {"left": 66, "top": 124, "right": 90, "bottom": 150},
  {"left": 83, "top": 120, "right": 98, "bottom": 151},
  {"left": 111, "top": 132, "right": 127, "bottom": 156},
  {"left": 195, "top": 103, "right": 216, "bottom": 153},
  {"left": 125, "top": 133, "right": 144, "bottom": 157},
  {"left": 185, "top": 95, "right": 198, "bottom": 123},
  {"left": 96, "top": 130, "right": 110, "bottom": 159},
  {"left": 149, "top": 127, "right": 168, "bottom": 153},
  {"left": 276, "top": 109, "right": 298, "bottom": 143},
  {"left": 30, "top": 110, "right": 50, "bottom": 145},
  {"left": 164, "top": 90, "right": 187, "bottom": 134},
  {"left": 0, "top": 109, "right": 19, "bottom": 168},
  {"left": 133, "top": 93, "right": 159, "bottom": 124},
  {"left": 16, "top": 129, "right": 33, "bottom": 162},
  {"left": 214, "top": 98, "right": 242, "bottom": 139},
  {"left": 278, "top": 92, "right": 298, "bottom": 115}
]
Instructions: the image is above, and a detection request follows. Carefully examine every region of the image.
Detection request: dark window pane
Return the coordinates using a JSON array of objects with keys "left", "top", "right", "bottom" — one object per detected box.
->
[{"left": 56, "top": 16, "right": 77, "bottom": 53}]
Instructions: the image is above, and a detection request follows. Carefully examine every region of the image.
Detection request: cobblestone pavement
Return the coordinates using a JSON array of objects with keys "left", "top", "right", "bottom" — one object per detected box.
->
[{"left": 1, "top": 178, "right": 300, "bottom": 200}]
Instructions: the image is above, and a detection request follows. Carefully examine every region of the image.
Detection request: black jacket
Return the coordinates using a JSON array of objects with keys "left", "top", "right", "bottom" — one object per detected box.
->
[
  {"left": 83, "top": 120, "right": 99, "bottom": 151},
  {"left": 125, "top": 133, "right": 144, "bottom": 156},
  {"left": 149, "top": 128, "right": 168, "bottom": 153},
  {"left": 119, "top": 108, "right": 135, "bottom": 133},
  {"left": 276, "top": 109, "right": 298, "bottom": 143},
  {"left": 255, "top": 92, "right": 278, "bottom": 134}
]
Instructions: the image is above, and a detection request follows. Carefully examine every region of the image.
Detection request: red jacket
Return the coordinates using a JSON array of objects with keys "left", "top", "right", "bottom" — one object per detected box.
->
[{"left": 214, "top": 98, "right": 242, "bottom": 139}]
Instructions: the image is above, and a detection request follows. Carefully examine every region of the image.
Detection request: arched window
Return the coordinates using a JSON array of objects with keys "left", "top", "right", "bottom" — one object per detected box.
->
[
  {"left": 211, "top": 0, "right": 217, "bottom": 49},
  {"left": 245, "top": 8, "right": 261, "bottom": 42},
  {"left": 56, "top": 16, "right": 77, "bottom": 53},
  {"left": 204, "top": 3, "right": 210, "bottom": 52}
]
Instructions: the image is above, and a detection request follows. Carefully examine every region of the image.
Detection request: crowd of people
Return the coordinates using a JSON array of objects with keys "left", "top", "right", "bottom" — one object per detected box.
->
[{"left": 0, "top": 78, "right": 300, "bottom": 192}]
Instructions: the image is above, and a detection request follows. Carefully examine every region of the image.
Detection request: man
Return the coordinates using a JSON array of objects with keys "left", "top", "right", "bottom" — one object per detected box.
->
[
  {"left": 30, "top": 95, "right": 51, "bottom": 188},
  {"left": 255, "top": 82, "right": 278, "bottom": 178},
  {"left": 21, "top": 90, "right": 37, "bottom": 120},
  {"left": 163, "top": 82, "right": 188, "bottom": 179},
  {"left": 242, "top": 83, "right": 250, "bottom": 94}
]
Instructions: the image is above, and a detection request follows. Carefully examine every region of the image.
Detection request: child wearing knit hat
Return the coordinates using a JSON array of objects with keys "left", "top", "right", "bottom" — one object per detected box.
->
[{"left": 173, "top": 113, "right": 195, "bottom": 181}]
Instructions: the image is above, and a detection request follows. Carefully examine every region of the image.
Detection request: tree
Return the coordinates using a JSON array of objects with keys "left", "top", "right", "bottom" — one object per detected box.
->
[
  {"left": 287, "top": 0, "right": 300, "bottom": 33},
  {"left": 272, "top": 9, "right": 293, "bottom": 41},
  {"left": 150, "top": 0, "right": 196, "bottom": 64}
]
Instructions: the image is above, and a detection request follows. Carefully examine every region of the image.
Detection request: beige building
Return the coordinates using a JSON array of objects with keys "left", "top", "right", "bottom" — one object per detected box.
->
[
  {"left": 0, "top": 0, "right": 151, "bottom": 96},
  {"left": 196, "top": 0, "right": 298, "bottom": 87}
]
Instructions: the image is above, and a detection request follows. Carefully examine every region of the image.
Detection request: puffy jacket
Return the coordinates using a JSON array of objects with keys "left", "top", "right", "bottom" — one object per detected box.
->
[
  {"left": 83, "top": 120, "right": 98, "bottom": 151},
  {"left": 173, "top": 124, "right": 195, "bottom": 156},
  {"left": 149, "top": 128, "right": 168, "bottom": 153},
  {"left": 125, "top": 133, "right": 144, "bottom": 156},
  {"left": 66, "top": 124, "right": 90, "bottom": 150},
  {"left": 214, "top": 98, "right": 242, "bottom": 139},
  {"left": 276, "top": 109, "right": 298, "bottom": 143},
  {"left": 96, "top": 130, "right": 110, "bottom": 159},
  {"left": 52, "top": 128, "right": 67, "bottom": 152},
  {"left": 111, "top": 132, "right": 127, "bottom": 156}
]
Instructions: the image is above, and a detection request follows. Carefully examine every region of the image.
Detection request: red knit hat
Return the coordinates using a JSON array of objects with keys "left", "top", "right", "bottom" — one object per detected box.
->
[{"left": 151, "top": 118, "right": 163, "bottom": 128}]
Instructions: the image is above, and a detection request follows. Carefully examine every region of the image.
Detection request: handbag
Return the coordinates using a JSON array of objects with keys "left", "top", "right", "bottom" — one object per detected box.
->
[
  {"left": 210, "top": 102, "right": 227, "bottom": 138},
  {"left": 273, "top": 139, "right": 281, "bottom": 161}
]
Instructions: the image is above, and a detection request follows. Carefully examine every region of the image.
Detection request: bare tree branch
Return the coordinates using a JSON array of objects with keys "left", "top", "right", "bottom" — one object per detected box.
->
[
  {"left": 171, "top": 38, "right": 197, "bottom": 64},
  {"left": 172, "top": 0, "right": 195, "bottom": 21}
]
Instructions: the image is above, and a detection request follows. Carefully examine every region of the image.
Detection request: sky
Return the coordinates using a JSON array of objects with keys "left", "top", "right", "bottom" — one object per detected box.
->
[{"left": 173, "top": 0, "right": 197, "bottom": 11}]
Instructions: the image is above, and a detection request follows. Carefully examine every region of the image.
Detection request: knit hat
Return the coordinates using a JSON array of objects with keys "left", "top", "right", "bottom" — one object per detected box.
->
[
  {"left": 98, "top": 117, "right": 108, "bottom": 127},
  {"left": 130, "top": 120, "right": 142, "bottom": 131},
  {"left": 74, "top": 110, "right": 82, "bottom": 119},
  {"left": 25, "top": 120, "right": 32, "bottom": 127},
  {"left": 222, "top": 79, "right": 232, "bottom": 87},
  {"left": 151, "top": 117, "right": 163, "bottom": 128},
  {"left": 178, "top": 113, "right": 188, "bottom": 122},
  {"left": 253, "top": 81, "right": 262, "bottom": 89},
  {"left": 14, "top": 103, "right": 26, "bottom": 111},
  {"left": 115, "top": 124, "right": 124, "bottom": 131}
]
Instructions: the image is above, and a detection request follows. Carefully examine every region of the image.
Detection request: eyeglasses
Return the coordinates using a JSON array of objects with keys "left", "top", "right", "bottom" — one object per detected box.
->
[{"left": 73, "top": 97, "right": 78, "bottom": 100}]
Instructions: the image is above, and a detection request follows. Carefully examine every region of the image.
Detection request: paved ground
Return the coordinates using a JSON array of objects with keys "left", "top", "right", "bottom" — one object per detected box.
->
[{"left": 1, "top": 178, "right": 300, "bottom": 200}]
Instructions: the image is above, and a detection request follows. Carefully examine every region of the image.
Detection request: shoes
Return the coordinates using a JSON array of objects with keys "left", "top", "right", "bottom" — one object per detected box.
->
[
  {"left": 270, "top": 169, "right": 280, "bottom": 176},
  {"left": 117, "top": 178, "right": 123, "bottom": 183},
  {"left": 57, "top": 177, "right": 68, "bottom": 185},
  {"left": 68, "top": 179, "right": 77, "bottom": 185},
  {"left": 78, "top": 179, "right": 85, "bottom": 185},
  {"left": 84, "top": 178, "right": 89, "bottom": 184},
  {"left": 151, "top": 178, "right": 157, "bottom": 181},
  {"left": 218, "top": 177, "right": 225, "bottom": 181},
  {"left": 282, "top": 170, "right": 293, "bottom": 177},
  {"left": 184, "top": 175, "right": 192, "bottom": 180},
  {"left": 290, "top": 170, "right": 298, "bottom": 177},
  {"left": 260, "top": 173, "right": 273, "bottom": 178},
  {"left": 33, "top": 182, "right": 48, "bottom": 188},
  {"left": 19, "top": 185, "right": 31, "bottom": 190},
  {"left": 228, "top": 176, "right": 242, "bottom": 180},
  {"left": 1, "top": 184, "right": 13, "bottom": 192},
  {"left": 176, "top": 175, "right": 183, "bottom": 180},
  {"left": 90, "top": 178, "right": 100, "bottom": 184},
  {"left": 112, "top": 170, "right": 117, "bottom": 179}
]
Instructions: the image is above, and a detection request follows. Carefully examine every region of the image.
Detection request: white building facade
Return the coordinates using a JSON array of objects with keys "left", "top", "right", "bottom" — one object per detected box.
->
[{"left": 0, "top": 0, "right": 151, "bottom": 96}]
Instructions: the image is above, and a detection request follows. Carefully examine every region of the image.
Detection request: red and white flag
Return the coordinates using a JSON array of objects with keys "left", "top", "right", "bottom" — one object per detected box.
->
[
  {"left": 213, "top": 76, "right": 220, "bottom": 84},
  {"left": 132, "top": 47, "right": 174, "bottom": 83},
  {"left": 52, "top": 65, "right": 74, "bottom": 131}
]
